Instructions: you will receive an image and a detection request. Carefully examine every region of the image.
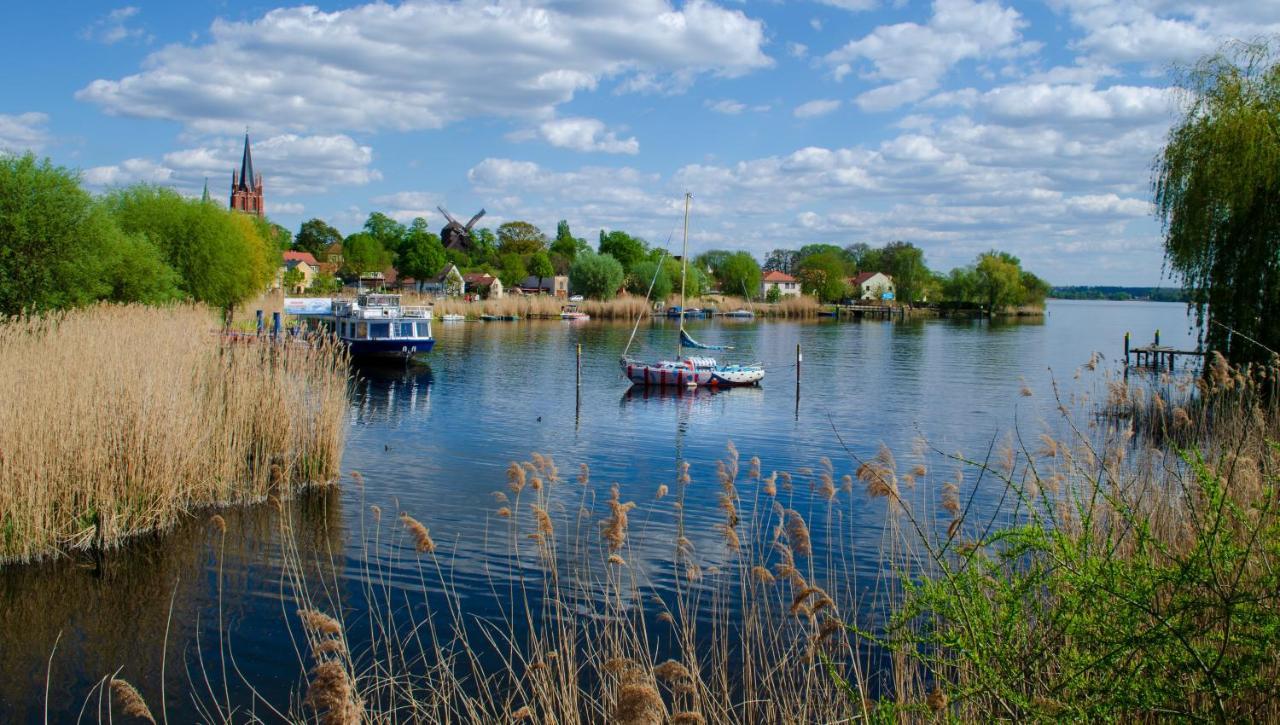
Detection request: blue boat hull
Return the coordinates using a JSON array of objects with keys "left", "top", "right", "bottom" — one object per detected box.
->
[{"left": 344, "top": 337, "right": 435, "bottom": 358}]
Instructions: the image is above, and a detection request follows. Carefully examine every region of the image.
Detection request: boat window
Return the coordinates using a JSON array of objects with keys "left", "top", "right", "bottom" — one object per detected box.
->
[
  {"left": 416, "top": 322, "right": 430, "bottom": 337},
  {"left": 370, "top": 322, "right": 390, "bottom": 338},
  {"left": 399, "top": 322, "right": 415, "bottom": 337},
  {"left": 356, "top": 322, "right": 368, "bottom": 338}
]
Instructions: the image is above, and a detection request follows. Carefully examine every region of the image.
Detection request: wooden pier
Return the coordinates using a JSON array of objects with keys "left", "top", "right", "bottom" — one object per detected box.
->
[
  {"left": 834, "top": 304, "right": 908, "bottom": 321},
  {"left": 1124, "top": 330, "right": 1204, "bottom": 371}
]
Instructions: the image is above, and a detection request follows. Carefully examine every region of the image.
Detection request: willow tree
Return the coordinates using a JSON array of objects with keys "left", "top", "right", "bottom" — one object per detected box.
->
[{"left": 1154, "top": 39, "right": 1280, "bottom": 364}]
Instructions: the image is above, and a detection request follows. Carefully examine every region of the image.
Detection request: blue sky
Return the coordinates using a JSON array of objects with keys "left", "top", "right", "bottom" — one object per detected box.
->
[{"left": 2, "top": 1, "right": 1276, "bottom": 284}]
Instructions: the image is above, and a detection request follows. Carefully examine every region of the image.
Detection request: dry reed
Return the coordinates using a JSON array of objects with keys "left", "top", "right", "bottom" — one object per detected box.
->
[{"left": 0, "top": 303, "right": 349, "bottom": 564}]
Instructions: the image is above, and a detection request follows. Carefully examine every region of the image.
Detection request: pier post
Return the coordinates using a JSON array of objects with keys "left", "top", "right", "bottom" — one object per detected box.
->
[
  {"left": 256, "top": 309, "right": 264, "bottom": 336},
  {"left": 795, "top": 342, "right": 802, "bottom": 414},
  {"left": 1155, "top": 328, "right": 1161, "bottom": 346},
  {"left": 575, "top": 342, "right": 582, "bottom": 412},
  {"left": 1124, "top": 331, "right": 1130, "bottom": 365},
  {"left": 272, "top": 311, "right": 281, "bottom": 339}
]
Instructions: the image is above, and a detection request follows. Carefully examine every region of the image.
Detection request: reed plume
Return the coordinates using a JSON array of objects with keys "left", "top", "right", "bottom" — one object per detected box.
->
[
  {"left": 110, "top": 678, "right": 156, "bottom": 724},
  {"left": 400, "top": 513, "right": 436, "bottom": 554}
]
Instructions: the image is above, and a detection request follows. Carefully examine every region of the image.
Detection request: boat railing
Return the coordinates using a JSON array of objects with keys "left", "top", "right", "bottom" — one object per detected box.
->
[{"left": 400, "top": 305, "right": 433, "bottom": 319}]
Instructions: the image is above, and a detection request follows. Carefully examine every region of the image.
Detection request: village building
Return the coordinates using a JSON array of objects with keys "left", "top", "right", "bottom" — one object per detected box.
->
[
  {"left": 276, "top": 250, "right": 319, "bottom": 293},
  {"left": 229, "top": 133, "right": 264, "bottom": 217},
  {"left": 760, "top": 270, "right": 801, "bottom": 298},
  {"left": 849, "top": 272, "right": 895, "bottom": 301},
  {"left": 516, "top": 275, "right": 569, "bottom": 297},
  {"left": 463, "top": 272, "right": 504, "bottom": 299},
  {"left": 417, "top": 264, "right": 465, "bottom": 297}
]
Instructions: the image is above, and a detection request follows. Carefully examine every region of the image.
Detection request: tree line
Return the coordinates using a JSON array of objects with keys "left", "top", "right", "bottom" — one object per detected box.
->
[{"left": 0, "top": 154, "right": 283, "bottom": 317}]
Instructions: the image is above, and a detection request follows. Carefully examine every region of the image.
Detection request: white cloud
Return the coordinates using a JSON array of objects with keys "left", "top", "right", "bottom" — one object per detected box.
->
[
  {"left": 0, "top": 112, "right": 50, "bottom": 152},
  {"left": 537, "top": 117, "right": 639, "bottom": 154},
  {"left": 81, "top": 6, "right": 148, "bottom": 45},
  {"left": 794, "top": 99, "right": 842, "bottom": 118},
  {"left": 371, "top": 191, "right": 440, "bottom": 223},
  {"left": 706, "top": 99, "right": 747, "bottom": 114},
  {"left": 788, "top": 42, "right": 809, "bottom": 59},
  {"left": 816, "top": 0, "right": 878, "bottom": 12},
  {"left": 271, "top": 201, "right": 305, "bottom": 215},
  {"left": 77, "top": 0, "right": 772, "bottom": 135},
  {"left": 83, "top": 133, "right": 379, "bottom": 198},
  {"left": 825, "top": 0, "right": 1027, "bottom": 111}
]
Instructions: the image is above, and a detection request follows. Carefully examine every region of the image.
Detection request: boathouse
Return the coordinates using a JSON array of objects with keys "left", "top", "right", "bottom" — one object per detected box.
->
[{"left": 850, "top": 272, "right": 895, "bottom": 301}]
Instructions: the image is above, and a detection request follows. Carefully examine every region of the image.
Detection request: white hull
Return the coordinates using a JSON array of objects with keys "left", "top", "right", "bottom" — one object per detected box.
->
[{"left": 621, "top": 358, "right": 764, "bottom": 387}]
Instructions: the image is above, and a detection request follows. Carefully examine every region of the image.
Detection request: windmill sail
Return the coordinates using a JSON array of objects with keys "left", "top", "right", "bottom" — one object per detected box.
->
[{"left": 680, "top": 329, "right": 732, "bottom": 350}]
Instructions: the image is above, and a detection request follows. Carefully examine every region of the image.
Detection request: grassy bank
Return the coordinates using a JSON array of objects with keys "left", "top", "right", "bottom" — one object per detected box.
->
[{"left": 0, "top": 304, "right": 350, "bottom": 564}]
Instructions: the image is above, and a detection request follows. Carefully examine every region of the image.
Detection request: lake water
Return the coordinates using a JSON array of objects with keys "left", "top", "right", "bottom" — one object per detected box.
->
[{"left": 0, "top": 300, "right": 1198, "bottom": 721}]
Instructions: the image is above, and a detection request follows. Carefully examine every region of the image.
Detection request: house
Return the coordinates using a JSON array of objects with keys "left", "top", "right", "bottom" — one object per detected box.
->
[
  {"left": 760, "top": 270, "right": 801, "bottom": 299},
  {"left": 417, "top": 264, "right": 465, "bottom": 297},
  {"left": 518, "top": 275, "right": 569, "bottom": 297},
  {"left": 849, "top": 272, "right": 895, "bottom": 301},
  {"left": 276, "top": 250, "right": 319, "bottom": 293},
  {"left": 319, "top": 242, "right": 344, "bottom": 276},
  {"left": 463, "top": 272, "right": 504, "bottom": 299}
]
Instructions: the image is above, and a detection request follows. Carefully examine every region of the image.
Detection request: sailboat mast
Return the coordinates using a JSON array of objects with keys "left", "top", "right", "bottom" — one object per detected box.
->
[{"left": 677, "top": 192, "right": 690, "bottom": 359}]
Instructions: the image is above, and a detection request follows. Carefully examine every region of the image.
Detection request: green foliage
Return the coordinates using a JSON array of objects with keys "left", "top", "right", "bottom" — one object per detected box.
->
[
  {"left": 975, "top": 251, "right": 1026, "bottom": 309},
  {"left": 496, "top": 221, "right": 547, "bottom": 256},
  {"left": 105, "top": 184, "right": 274, "bottom": 309},
  {"left": 1154, "top": 39, "right": 1280, "bottom": 364},
  {"left": 261, "top": 220, "right": 293, "bottom": 251},
  {"left": 716, "top": 251, "right": 763, "bottom": 299},
  {"left": 396, "top": 219, "right": 446, "bottom": 282},
  {"left": 796, "top": 243, "right": 846, "bottom": 263},
  {"left": 765, "top": 284, "right": 782, "bottom": 303},
  {"left": 796, "top": 251, "right": 850, "bottom": 302},
  {"left": 295, "top": 218, "right": 342, "bottom": 258},
  {"left": 626, "top": 259, "right": 673, "bottom": 301},
  {"left": 341, "top": 232, "right": 391, "bottom": 277},
  {"left": 569, "top": 251, "right": 625, "bottom": 300},
  {"left": 310, "top": 271, "right": 341, "bottom": 294},
  {"left": 874, "top": 241, "right": 930, "bottom": 302},
  {"left": 873, "top": 448, "right": 1280, "bottom": 721},
  {"left": 597, "top": 229, "right": 648, "bottom": 272},
  {"left": 528, "top": 250, "right": 555, "bottom": 285},
  {"left": 363, "top": 212, "right": 407, "bottom": 255},
  {"left": 0, "top": 155, "right": 179, "bottom": 313},
  {"left": 498, "top": 253, "right": 528, "bottom": 288},
  {"left": 282, "top": 265, "right": 306, "bottom": 291},
  {"left": 550, "top": 219, "right": 586, "bottom": 261},
  {"left": 763, "top": 248, "right": 800, "bottom": 275},
  {"left": 469, "top": 227, "right": 498, "bottom": 267}
]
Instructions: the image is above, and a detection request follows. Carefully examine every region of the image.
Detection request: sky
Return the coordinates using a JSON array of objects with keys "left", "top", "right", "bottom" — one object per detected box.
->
[{"left": 2, "top": 1, "right": 1276, "bottom": 285}]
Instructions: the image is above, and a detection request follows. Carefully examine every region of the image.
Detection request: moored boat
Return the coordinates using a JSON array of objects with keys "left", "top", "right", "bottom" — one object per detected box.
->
[{"left": 561, "top": 305, "right": 590, "bottom": 321}]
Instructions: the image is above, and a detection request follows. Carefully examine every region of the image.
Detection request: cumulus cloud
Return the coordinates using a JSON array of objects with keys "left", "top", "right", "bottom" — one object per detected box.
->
[
  {"left": 816, "top": 0, "right": 879, "bottom": 11},
  {"left": 538, "top": 117, "right": 639, "bottom": 154},
  {"left": 794, "top": 99, "right": 842, "bottom": 118},
  {"left": 81, "top": 6, "right": 149, "bottom": 45},
  {"left": 83, "top": 133, "right": 379, "bottom": 198},
  {"left": 371, "top": 191, "right": 441, "bottom": 223},
  {"left": 824, "top": 0, "right": 1028, "bottom": 110},
  {"left": 0, "top": 112, "right": 50, "bottom": 152},
  {"left": 706, "top": 99, "right": 747, "bottom": 114},
  {"left": 77, "top": 0, "right": 772, "bottom": 135}
]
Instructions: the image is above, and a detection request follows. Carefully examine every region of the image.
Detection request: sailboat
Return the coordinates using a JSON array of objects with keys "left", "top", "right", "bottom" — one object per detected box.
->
[{"left": 619, "top": 194, "right": 765, "bottom": 388}]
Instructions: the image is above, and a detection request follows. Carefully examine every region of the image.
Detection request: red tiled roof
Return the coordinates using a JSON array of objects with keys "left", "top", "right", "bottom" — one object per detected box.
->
[
  {"left": 850, "top": 272, "right": 884, "bottom": 286},
  {"left": 283, "top": 250, "right": 319, "bottom": 267},
  {"left": 463, "top": 273, "right": 497, "bottom": 285},
  {"left": 762, "top": 270, "right": 796, "bottom": 283}
]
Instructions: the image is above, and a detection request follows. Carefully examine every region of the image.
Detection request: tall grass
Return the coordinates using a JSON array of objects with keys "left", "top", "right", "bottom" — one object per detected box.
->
[{"left": 0, "top": 303, "right": 350, "bottom": 564}]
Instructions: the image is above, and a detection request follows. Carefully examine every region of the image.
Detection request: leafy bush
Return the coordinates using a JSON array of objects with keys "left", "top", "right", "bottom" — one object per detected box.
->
[{"left": 569, "top": 251, "right": 625, "bottom": 300}]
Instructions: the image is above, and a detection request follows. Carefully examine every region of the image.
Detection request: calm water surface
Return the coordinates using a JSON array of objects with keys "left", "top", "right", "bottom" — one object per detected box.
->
[{"left": 0, "top": 300, "right": 1197, "bottom": 721}]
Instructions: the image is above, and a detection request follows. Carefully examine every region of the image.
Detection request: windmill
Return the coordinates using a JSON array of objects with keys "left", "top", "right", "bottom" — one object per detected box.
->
[{"left": 438, "top": 206, "right": 486, "bottom": 251}]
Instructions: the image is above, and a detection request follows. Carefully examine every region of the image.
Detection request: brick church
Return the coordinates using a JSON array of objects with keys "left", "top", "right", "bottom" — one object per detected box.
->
[{"left": 229, "top": 132, "right": 264, "bottom": 217}]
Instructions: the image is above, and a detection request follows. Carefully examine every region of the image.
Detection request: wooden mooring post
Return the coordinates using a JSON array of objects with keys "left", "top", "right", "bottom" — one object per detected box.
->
[
  {"left": 795, "top": 342, "right": 802, "bottom": 415},
  {"left": 575, "top": 342, "right": 582, "bottom": 413}
]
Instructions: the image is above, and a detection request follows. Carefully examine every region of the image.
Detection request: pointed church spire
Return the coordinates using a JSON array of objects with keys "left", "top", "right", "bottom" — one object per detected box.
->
[
  {"left": 237, "top": 130, "right": 255, "bottom": 191},
  {"left": 201, "top": 177, "right": 210, "bottom": 203}
]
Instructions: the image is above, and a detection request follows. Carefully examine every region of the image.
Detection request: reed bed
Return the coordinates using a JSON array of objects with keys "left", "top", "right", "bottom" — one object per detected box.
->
[
  {"left": 0, "top": 303, "right": 350, "bottom": 564},
  {"left": 76, "top": 355, "right": 1280, "bottom": 722}
]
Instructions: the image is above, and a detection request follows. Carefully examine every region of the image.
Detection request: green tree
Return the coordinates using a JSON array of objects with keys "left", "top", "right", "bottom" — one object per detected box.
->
[
  {"left": 396, "top": 219, "right": 446, "bottom": 282},
  {"left": 626, "top": 259, "right": 673, "bottom": 301},
  {"left": 1155, "top": 39, "right": 1280, "bottom": 363},
  {"left": 469, "top": 227, "right": 498, "bottom": 267},
  {"left": 498, "top": 253, "right": 528, "bottom": 288},
  {"left": 363, "top": 212, "right": 407, "bottom": 255},
  {"left": 551, "top": 220, "right": 586, "bottom": 258},
  {"left": 942, "top": 266, "right": 978, "bottom": 303},
  {"left": 877, "top": 241, "right": 930, "bottom": 303},
  {"left": 1020, "top": 271, "right": 1051, "bottom": 307},
  {"left": 282, "top": 265, "right": 306, "bottom": 291},
  {"left": 796, "top": 251, "right": 850, "bottom": 302},
  {"left": 797, "top": 243, "right": 845, "bottom": 264},
  {"left": 106, "top": 184, "right": 274, "bottom": 310},
  {"left": 342, "top": 232, "right": 392, "bottom": 278},
  {"left": 310, "top": 271, "right": 341, "bottom": 294},
  {"left": 765, "top": 284, "right": 782, "bottom": 303},
  {"left": 717, "top": 251, "right": 763, "bottom": 299},
  {"left": 975, "top": 251, "right": 1024, "bottom": 310},
  {"left": 0, "top": 154, "right": 177, "bottom": 313},
  {"left": 296, "top": 218, "right": 342, "bottom": 258},
  {"left": 763, "top": 249, "right": 799, "bottom": 274},
  {"left": 528, "top": 250, "right": 555, "bottom": 291},
  {"left": 497, "top": 221, "right": 547, "bottom": 256},
  {"left": 598, "top": 229, "right": 648, "bottom": 272},
  {"left": 570, "top": 251, "right": 625, "bottom": 300}
]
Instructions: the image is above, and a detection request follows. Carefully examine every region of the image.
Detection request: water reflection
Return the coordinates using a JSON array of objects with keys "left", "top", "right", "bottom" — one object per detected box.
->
[
  {"left": 349, "top": 361, "right": 433, "bottom": 425},
  {"left": 0, "top": 487, "right": 345, "bottom": 723}
]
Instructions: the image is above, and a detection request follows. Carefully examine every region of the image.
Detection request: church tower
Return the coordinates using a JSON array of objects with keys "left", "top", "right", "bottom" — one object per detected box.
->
[{"left": 229, "top": 132, "right": 264, "bottom": 217}]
